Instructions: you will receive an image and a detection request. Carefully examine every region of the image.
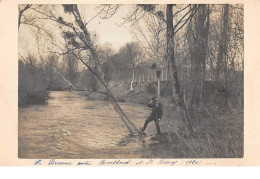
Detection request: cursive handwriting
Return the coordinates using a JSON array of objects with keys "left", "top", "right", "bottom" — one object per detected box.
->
[
  {"left": 48, "top": 159, "right": 72, "bottom": 165},
  {"left": 99, "top": 160, "right": 131, "bottom": 165},
  {"left": 33, "top": 159, "right": 205, "bottom": 166},
  {"left": 157, "top": 159, "right": 178, "bottom": 166},
  {"left": 34, "top": 159, "right": 42, "bottom": 165},
  {"left": 77, "top": 161, "right": 92, "bottom": 166}
]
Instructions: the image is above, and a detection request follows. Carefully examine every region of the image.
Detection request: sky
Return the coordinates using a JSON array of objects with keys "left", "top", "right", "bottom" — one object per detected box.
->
[
  {"left": 18, "top": 4, "right": 134, "bottom": 58},
  {"left": 80, "top": 5, "right": 134, "bottom": 50}
]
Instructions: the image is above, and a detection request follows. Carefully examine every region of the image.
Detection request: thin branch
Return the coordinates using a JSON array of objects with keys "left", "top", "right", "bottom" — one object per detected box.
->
[
  {"left": 174, "top": 6, "right": 199, "bottom": 34},
  {"left": 18, "top": 4, "right": 33, "bottom": 29}
]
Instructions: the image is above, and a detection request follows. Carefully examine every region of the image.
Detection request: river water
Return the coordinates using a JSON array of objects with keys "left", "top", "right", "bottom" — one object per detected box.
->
[{"left": 19, "top": 91, "right": 173, "bottom": 158}]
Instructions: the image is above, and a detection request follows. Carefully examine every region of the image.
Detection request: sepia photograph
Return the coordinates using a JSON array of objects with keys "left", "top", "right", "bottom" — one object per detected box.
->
[{"left": 17, "top": 4, "right": 244, "bottom": 159}]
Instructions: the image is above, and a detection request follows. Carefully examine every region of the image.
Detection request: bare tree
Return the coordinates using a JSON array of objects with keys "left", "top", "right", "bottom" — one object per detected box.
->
[
  {"left": 32, "top": 4, "right": 140, "bottom": 134},
  {"left": 18, "top": 4, "right": 32, "bottom": 29},
  {"left": 189, "top": 5, "right": 210, "bottom": 105},
  {"left": 217, "top": 4, "right": 230, "bottom": 82},
  {"left": 118, "top": 4, "right": 198, "bottom": 134},
  {"left": 131, "top": 10, "right": 166, "bottom": 64},
  {"left": 119, "top": 42, "right": 142, "bottom": 90},
  {"left": 166, "top": 4, "right": 195, "bottom": 134},
  {"left": 98, "top": 42, "right": 115, "bottom": 63}
]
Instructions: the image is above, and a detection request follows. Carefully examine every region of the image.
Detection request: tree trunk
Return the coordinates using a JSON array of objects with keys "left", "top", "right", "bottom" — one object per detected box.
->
[
  {"left": 157, "top": 77, "right": 160, "bottom": 97},
  {"left": 74, "top": 56, "right": 139, "bottom": 134},
  {"left": 18, "top": 12, "right": 22, "bottom": 29},
  {"left": 72, "top": 5, "right": 139, "bottom": 135},
  {"left": 217, "top": 4, "right": 229, "bottom": 82},
  {"left": 107, "top": 90, "right": 139, "bottom": 134},
  {"left": 216, "top": 4, "right": 231, "bottom": 110},
  {"left": 18, "top": 5, "right": 32, "bottom": 30},
  {"left": 166, "top": 4, "right": 194, "bottom": 134},
  {"left": 190, "top": 5, "right": 210, "bottom": 105}
]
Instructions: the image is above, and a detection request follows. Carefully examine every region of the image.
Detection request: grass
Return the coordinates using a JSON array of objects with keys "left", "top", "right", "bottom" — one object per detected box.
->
[
  {"left": 110, "top": 81, "right": 244, "bottom": 158},
  {"left": 163, "top": 103, "right": 243, "bottom": 158}
]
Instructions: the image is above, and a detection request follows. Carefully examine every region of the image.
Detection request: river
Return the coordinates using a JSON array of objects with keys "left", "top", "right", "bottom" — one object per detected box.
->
[{"left": 19, "top": 91, "right": 174, "bottom": 158}]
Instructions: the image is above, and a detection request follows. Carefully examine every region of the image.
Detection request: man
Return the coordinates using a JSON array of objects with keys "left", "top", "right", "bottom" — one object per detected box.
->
[{"left": 140, "top": 97, "right": 163, "bottom": 135}]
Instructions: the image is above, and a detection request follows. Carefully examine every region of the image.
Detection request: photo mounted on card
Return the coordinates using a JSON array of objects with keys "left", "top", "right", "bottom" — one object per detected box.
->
[{"left": 0, "top": 0, "right": 259, "bottom": 166}]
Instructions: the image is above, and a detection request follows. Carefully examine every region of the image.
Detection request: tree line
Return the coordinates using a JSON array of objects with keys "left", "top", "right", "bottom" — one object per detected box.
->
[{"left": 18, "top": 4, "right": 243, "bottom": 135}]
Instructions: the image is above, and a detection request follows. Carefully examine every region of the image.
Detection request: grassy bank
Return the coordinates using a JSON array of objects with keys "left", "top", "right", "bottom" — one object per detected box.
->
[
  {"left": 88, "top": 81, "right": 244, "bottom": 158},
  {"left": 164, "top": 105, "right": 243, "bottom": 158}
]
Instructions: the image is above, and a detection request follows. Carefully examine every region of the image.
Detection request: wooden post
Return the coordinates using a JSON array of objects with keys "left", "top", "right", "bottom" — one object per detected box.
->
[{"left": 156, "top": 69, "right": 161, "bottom": 97}]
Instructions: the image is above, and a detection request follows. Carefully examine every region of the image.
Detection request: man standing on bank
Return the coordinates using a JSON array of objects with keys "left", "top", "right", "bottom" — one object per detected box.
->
[{"left": 140, "top": 97, "right": 163, "bottom": 135}]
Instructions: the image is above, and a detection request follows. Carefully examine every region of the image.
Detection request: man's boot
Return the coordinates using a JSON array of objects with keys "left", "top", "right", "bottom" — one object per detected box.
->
[{"left": 155, "top": 121, "right": 162, "bottom": 135}]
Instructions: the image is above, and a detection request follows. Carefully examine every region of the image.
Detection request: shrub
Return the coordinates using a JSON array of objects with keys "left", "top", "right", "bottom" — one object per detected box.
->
[{"left": 18, "top": 59, "right": 48, "bottom": 106}]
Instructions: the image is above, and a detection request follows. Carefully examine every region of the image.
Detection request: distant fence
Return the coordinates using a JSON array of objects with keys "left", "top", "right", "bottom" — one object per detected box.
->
[{"left": 131, "top": 67, "right": 169, "bottom": 83}]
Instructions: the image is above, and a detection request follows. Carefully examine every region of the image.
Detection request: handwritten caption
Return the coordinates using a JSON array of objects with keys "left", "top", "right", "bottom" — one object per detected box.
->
[{"left": 34, "top": 159, "right": 205, "bottom": 166}]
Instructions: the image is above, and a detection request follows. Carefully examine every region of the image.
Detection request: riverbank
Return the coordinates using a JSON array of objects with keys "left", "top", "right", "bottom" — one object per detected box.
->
[
  {"left": 83, "top": 81, "right": 243, "bottom": 158},
  {"left": 83, "top": 81, "right": 171, "bottom": 104},
  {"left": 19, "top": 82, "right": 243, "bottom": 158}
]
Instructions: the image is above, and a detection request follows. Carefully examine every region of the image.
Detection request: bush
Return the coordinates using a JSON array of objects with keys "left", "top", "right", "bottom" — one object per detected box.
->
[{"left": 18, "top": 60, "right": 48, "bottom": 106}]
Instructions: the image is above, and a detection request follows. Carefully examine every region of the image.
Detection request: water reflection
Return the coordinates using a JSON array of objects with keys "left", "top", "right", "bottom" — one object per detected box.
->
[{"left": 19, "top": 91, "right": 171, "bottom": 158}]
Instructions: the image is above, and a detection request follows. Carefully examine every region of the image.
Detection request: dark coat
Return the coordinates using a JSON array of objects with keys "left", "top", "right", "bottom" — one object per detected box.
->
[{"left": 148, "top": 102, "right": 163, "bottom": 120}]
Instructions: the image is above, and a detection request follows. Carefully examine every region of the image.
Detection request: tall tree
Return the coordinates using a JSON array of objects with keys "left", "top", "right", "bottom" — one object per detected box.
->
[
  {"left": 217, "top": 4, "right": 230, "bottom": 83},
  {"left": 216, "top": 4, "right": 231, "bottom": 109},
  {"left": 59, "top": 5, "right": 140, "bottom": 134},
  {"left": 189, "top": 5, "right": 210, "bottom": 105},
  {"left": 119, "top": 42, "right": 142, "bottom": 90},
  {"left": 127, "top": 4, "right": 197, "bottom": 134},
  {"left": 166, "top": 4, "right": 194, "bottom": 134}
]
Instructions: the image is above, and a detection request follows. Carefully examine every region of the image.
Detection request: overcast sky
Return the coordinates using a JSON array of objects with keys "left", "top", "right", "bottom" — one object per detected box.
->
[
  {"left": 80, "top": 5, "right": 134, "bottom": 49},
  {"left": 18, "top": 5, "right": 134, "bottom": 57}
]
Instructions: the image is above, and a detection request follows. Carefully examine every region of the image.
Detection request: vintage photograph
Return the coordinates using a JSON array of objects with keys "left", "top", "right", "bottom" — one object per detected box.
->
[{"left": 18, "top": 4, "right": 244, "bottom": 159}]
